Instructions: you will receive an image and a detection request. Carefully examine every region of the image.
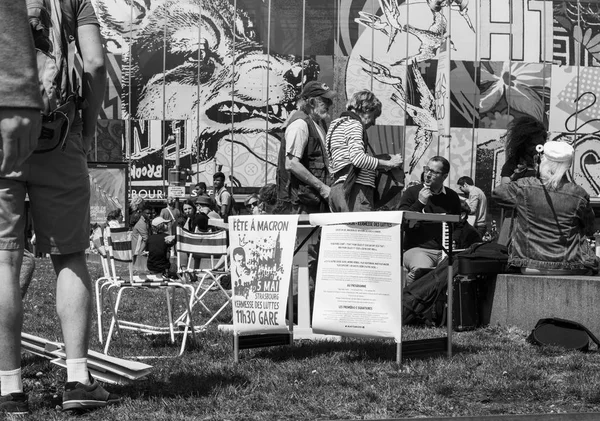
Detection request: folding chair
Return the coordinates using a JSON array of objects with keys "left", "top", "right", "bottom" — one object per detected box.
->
[
  {"left": 102, "top": 227, "right": 197, "bottom": 358},
  {"left": 175, "top": 226, "right": 232, "bottom": 329},
  {"left": 91, "top": 226, "right": 114, "bottom": 344}
]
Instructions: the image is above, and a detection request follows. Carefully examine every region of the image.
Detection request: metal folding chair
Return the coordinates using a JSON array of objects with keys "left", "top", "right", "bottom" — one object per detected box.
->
[
  {"left": 175, "top": 226, "right": 232, "bottom": 329},
  {"left": 102, "top": 227, "right": 197, "bottom": 358},
  {"left": 91, "top": 226, "right": 115, "bottom": 344}
]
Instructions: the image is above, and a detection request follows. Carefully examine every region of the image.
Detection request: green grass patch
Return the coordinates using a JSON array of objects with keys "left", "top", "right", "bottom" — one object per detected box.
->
[{"left": 17, "top": 258, "right": 600, "bottom": 419}]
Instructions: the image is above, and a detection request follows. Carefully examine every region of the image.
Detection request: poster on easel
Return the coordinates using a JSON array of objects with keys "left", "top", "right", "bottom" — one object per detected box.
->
[
  {"left": 310, "top": 211, "right": 404, "bottom": 342},
  {"left": 229, "top": 215, "right": 299, "bottom": 334}
]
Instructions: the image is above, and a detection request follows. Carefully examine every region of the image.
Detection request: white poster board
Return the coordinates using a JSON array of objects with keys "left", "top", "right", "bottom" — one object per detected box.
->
[
  {"left": 229, "top": 215, "right": 299, "bottom": 334},
  {"left": 310, "top": 211, "right": 404, "bottom": 342}
]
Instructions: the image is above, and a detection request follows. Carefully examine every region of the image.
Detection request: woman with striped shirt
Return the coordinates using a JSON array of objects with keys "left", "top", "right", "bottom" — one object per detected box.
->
[{"left": 326, "top": 90, "right": 403, "bottom": 212}]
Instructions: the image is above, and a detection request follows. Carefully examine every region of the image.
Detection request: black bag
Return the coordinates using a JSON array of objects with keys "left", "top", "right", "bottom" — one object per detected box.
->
[
  {"left": 403, "top": 242, "right": 508, "bottom": 327},
  {"left": 528, "top": 318, "right": 600, "bottom": 352},
  {"left": 452, "top": 275, "right": 480, "bottom": 331}
]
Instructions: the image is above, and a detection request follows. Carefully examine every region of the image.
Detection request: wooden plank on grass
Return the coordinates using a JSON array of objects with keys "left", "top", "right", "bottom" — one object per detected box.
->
[{"left": 45, "top": 343, "right": 152, "bottom": 380}]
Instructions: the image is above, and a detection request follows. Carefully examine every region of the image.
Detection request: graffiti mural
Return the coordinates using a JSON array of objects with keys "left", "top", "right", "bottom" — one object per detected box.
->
[{"left": 90, "top": 0, "right": 600, "bottom": 199}]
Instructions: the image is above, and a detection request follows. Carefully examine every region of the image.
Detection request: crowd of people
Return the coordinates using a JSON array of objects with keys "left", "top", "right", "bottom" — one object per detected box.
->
[{"left": 1, "top": 0, "right": 598, "bottom": 416}]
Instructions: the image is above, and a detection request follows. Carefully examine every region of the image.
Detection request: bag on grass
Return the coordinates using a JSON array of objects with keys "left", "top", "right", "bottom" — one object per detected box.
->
[{"left": 527, "top": 318, "right": 600, "bottom": 352}]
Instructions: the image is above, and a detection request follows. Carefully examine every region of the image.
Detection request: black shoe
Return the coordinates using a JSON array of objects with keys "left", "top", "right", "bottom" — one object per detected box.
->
[
  {"left": 0, "top": 392, "right": 29, "bottom": 415},
  {"left": 62, "top": 376, "right": 121, "bottom": 411}
]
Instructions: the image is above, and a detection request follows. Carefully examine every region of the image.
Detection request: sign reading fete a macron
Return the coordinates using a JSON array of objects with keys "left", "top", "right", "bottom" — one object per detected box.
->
[
  {"left": 311, "top": 212, "right": 403, "bottom": 342},
  {"left": 229, "top": 215, "right": 299, "bottom": 334}
]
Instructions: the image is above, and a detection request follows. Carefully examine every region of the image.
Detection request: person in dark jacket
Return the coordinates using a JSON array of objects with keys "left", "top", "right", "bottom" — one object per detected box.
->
[
  {"left": 493, "top": 141, "right": 598, "bottom": 275},
  {"left": 279, "top": 81, "right": 336, "bottom": 214},
  {"left": 398, "top": 156, "right": 462, "bottom": 285}
]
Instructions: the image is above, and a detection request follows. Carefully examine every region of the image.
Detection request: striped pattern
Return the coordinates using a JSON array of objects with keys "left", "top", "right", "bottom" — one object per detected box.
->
[
  {"left": 326, "top": 117, "right": 378, "bottom": 187},
  {"left": 107, "top": 227, "right": 133, "bottom": 263},
  {"left": 175, "top": 227, "right": 228, "bottom": 256}
]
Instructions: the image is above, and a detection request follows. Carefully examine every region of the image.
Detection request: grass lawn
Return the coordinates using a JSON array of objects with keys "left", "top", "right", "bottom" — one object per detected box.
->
[{"left": 17, "top": 257, "right": 600, "bottom": 420}]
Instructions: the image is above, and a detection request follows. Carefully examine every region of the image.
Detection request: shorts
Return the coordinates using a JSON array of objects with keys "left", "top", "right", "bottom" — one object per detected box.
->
[{"left": 0, "top": 132, "right": 91, "bottom": 254}]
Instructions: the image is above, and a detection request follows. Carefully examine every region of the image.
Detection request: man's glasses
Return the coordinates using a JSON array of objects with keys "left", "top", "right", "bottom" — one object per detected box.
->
[{"left": 423, "top": 166, "right": 446, "bottom": 176}]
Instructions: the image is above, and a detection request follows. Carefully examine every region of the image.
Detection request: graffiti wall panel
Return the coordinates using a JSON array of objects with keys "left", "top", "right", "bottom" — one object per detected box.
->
[
  {"left": 553, "top": 1, "right": 600, "bottom": 67},
  {"left": 87, "top": 0, "right": 600, "bottom": 198},
  {"left": 549, "top": 65, "right": 600, "bottom": 135}
]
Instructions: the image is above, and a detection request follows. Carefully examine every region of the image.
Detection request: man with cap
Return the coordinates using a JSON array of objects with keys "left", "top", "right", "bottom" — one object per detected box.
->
[
  {"left": 279, "top": 80, "right": 336, "bottom": 214},
  {"left": 493, "top": 141, "right": 598, "bottom": 275}
]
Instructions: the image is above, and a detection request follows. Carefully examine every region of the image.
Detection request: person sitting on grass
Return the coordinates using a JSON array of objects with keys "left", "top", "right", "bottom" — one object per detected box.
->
[{"left": 147, "top": 216, "right": 178, "bottom": 279}]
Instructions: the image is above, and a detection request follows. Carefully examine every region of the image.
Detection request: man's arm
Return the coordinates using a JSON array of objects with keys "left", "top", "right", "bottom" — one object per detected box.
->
[
  {"left": 398, "top": 187, "right": 426, "bottom": 212},
  {"left": 285, "top": 155, "right": 330, "bottom": 199},
  {"left": 0, "top": 0, "right": 43, "bottom": 173},
  {"left": 465, "top": 194, "right": 479, "bottom": 215},
  {"left": 491, "top": 183, "right": 517, "bottom": 208},
  {"left": 77, "top": 23, "right": 106, "bottom": 143}
]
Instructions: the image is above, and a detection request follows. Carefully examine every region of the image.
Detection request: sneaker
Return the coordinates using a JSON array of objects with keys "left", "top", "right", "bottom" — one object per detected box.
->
[
  {"left": 62, "top": 377, "right": 121, "bottom": 411},
  {"left": 0, "top": 392, "right": 29, "bottom": 415}
]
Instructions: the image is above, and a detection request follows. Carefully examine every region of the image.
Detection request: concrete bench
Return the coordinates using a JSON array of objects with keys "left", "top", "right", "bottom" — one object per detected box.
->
[{"left": 482, "top": 273, "right": 600, "bottom": 336}]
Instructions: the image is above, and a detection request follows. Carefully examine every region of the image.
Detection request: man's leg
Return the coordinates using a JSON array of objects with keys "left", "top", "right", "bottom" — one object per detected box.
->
[
  {"left": 52, "top": 252, "right": 92, "bottom": 367},
  {"left": 403, "top": 247, "right": 441, "bottom": 286},
  {"left": 0, "top": 250, "right": 24, "bottom": 388},
  {"left": 53, "top": 251, "right": 121, "bottom": 411}
]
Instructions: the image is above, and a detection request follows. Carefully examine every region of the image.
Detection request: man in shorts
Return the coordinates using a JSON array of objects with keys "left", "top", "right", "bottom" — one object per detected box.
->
[{"left": 0, "top": 0, "right": 120, "bottom": 414}]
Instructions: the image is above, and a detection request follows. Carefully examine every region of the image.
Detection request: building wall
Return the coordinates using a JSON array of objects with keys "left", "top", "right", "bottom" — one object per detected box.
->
[{"left": 89, "top": 0, "right": 600, "bottom": 201}]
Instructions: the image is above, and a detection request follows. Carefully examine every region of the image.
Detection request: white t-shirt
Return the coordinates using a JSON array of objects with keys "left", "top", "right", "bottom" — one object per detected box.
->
[{"left": 285, "top": 118, "right": 326, "bottom": 160}]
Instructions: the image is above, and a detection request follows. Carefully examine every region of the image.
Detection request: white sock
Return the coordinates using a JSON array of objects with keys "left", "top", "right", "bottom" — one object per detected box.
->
[
  {"left": 66, "top": 358, "right": 90, "bottom": 385},
  {"left": 0, "top": 368, "right": 23, "bottom": 395}
]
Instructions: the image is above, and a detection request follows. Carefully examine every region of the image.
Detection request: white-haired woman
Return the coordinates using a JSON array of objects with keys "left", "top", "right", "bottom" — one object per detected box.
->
[
  {"left": 492, "top": 141, "right": 598, "bottom": 275},
  {"left": 326, "top": 89, "right": 403, "bottom": 212}
]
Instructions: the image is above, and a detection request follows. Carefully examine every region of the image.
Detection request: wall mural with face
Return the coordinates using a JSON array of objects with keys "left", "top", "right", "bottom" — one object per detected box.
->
[{"left": 90, "top": 0, "right": 600, "bottom": 203}]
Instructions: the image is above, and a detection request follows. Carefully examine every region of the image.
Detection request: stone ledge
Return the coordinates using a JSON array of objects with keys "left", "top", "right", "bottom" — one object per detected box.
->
[{"left": 484, "top": 274, "right": 600, "bottom": 336}]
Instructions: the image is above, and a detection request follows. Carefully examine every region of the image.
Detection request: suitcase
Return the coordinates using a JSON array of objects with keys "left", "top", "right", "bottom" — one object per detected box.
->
[{"left": 452, "top": 275, "right": 480, "bottom": 332}]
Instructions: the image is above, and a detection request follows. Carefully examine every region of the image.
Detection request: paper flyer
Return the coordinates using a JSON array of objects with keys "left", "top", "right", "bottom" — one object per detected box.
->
[
  {"left": 229, "top": 215, "right": 299, "bottom": 334},
  {"left": 311, "top": 211, "right": 403, "bottom": 342}
]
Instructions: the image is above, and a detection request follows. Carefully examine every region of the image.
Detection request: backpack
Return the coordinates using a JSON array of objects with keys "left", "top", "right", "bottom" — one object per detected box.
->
[
  {"left": 528, "top": 318, "right": 600, "bottom": 352},
  {"left": 402, "top": 242, "right": 509, "bottom": 327},
  {"left": 218, "top": 189, "right": 238, "bottom": 221},
  {"left": 27, "top": 0, "right": 80, "bottom": 153}
]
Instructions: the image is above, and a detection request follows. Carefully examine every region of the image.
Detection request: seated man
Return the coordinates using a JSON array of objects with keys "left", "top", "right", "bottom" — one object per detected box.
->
[
  {"left": 147, "top": 217, "right": 177, "bottom": 278},
  {"left": 492, "top": 141, "right": 599, "bottom": 275},
  {"left": 398, "top": 156, "right": 462, "bottom": 285}
]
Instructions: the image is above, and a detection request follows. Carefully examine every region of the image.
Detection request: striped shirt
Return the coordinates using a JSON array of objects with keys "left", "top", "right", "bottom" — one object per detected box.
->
[{"left": 326, "top": 117, "right": 378, "bottom": 187}]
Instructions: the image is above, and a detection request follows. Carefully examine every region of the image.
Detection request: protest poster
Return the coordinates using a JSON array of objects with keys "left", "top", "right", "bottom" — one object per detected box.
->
[
  {"left": 229, "top": 215, "right": 299, "bottom": 334},
  {"left": 310, "top": 211, "right": 404, "bottom": 342}
]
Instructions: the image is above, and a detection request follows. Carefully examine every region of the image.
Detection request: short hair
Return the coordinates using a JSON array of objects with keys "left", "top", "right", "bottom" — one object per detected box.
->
[
  {"left": 539, "top": 156, "right": 572, "bottom": 189},
  {"left": 106, "top": 208, "right": 122, "bottom": 221},
  {"left": 142, "top": 203, "right": 153, "bottom": 212},
  {"left": 457, "top": 176, "right": 474, "bottom": 186},
  {"left": 259, "top": 183, "right": 278, "bottom": 206},
  {"left": 196, "top": 182, "right": 207, "bottom": 190},
  {"left": 213, "top": 172, "right": 225, "bottom": 181},
  {"left": 346, "top": 90, "right": 382, "bottom": 118},
  {"left": 428, "top": 156, "right": 450, "bottom": 174}
]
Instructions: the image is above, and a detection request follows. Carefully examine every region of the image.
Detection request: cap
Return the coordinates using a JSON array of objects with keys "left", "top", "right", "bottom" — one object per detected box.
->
[
  {"left": 196, "top": 196, "right": 213, "bottom": 207},
  {"left": 151, "top": 216, "right": 169, "bottom": 227},
  {"left": 300, "top": 81, "right": 336, "bottom": 100},
  {"left": 544, "top": 141, "right": 574, "bottom": 163}
]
